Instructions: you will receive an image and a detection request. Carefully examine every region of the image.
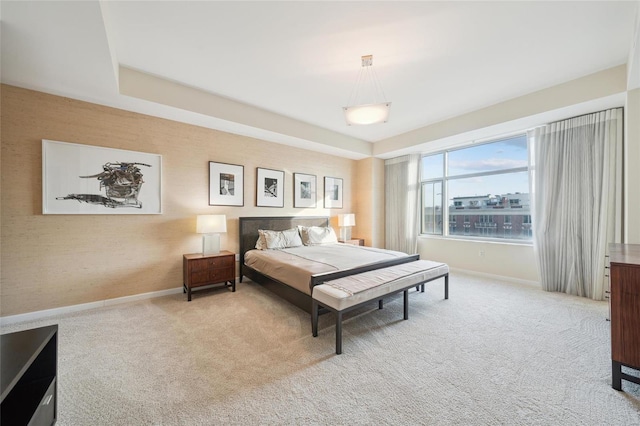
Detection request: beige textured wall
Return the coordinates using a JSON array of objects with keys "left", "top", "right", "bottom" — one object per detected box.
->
[
  {"left": 625, "top": 88, "right": 640, "bottom": 243},
  {"left": 354, "top": 158, "right": 385, "bottom": 248},
  {"left": 0, "top": 85, "right": 355, "bottom": 316}
]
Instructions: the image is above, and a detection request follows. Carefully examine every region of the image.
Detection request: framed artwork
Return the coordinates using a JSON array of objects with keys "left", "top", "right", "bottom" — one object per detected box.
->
[
  {"left": 42, "top": 139, "right": 162, "bottom": 214},
  {"left": 256, "top": 167, "right": 284, "bottom": 207},
  {"left": 293, "top": 173, "right": 317, "bottom": 208},
  {"left": 324, "top": 176, "right": 343, "bottom": 209},
  {"left": 209, "top": 161, "right": 244, "bottom": 206}
]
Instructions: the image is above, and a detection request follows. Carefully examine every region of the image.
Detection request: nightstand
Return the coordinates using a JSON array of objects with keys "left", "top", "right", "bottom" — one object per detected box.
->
[
  {"left": 183, "top": 251, "right": 235, "bottom": 301},
  {"left": 339, "top": 238, "right": 365, "bottom": 246}
]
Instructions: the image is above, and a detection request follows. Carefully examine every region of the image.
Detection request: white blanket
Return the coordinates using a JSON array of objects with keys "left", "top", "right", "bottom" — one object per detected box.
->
[{"left": 244, "top": 244, "right": 409, "bottom": 295}]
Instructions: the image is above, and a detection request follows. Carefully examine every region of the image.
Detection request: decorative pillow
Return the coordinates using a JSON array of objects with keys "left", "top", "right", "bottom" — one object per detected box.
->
[
  {"left": 264, "top": 228, "right": 303, "bottom": 249},
  {"left": 298, "top": 225, "right": 338, "bottom": 245},
  {"left": 255, "top": 230, "right": 268, "bottom": 250},
  {"left": 255, "top": 228, "right": 303, "bottom": 250}
]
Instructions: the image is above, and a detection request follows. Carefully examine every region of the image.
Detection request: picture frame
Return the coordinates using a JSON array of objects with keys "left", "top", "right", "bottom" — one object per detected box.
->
[
  {"left": 324, "top": 176, "right": 343, "bottom": 209},
  {"left": 256, "top": 167, "right": 284, "bottom": 207},
  {"left": 209, "top": 161, "right": 244, "bottom": 206},
  {"left": 293, "top": 173, "right": 317, "bottom": 208},
  {"left": 42, "top": 139, "right": 162, "bottom": 215}
]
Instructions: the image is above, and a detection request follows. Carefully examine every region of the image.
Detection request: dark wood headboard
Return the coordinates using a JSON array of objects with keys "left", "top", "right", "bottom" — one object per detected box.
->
[{"left": 238, "top": 216, "right": 329, "bottom": 265}]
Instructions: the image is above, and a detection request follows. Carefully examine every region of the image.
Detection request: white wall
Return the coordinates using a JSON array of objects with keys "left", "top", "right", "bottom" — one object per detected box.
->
[{"left": 418, "top": 237, "right": 538, "bottom": 283}]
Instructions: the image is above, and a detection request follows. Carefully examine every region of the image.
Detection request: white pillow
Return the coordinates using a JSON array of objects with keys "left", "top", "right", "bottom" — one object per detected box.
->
[
  {"left": 255, "top": 228, "right": 303, "bottom": 250},
  {"left": 298, "top": 225, "right": 338, "bottom": 245},
  {"left": 255, "top": 230, "right": 268, "bottom": 250},
  {"left": 265, "top": 228, "right": 303, "bottom": 249}
]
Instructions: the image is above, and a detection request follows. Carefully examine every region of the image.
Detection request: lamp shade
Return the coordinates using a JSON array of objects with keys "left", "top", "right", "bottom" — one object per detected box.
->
[
  {"left": 338, "top": 213, "right": 356, "bottom": 227},
  {"left": 343, "top": 102, "right": 391, "bottom": 125},
  {"left": 196, "top": 214, "right": 227, "bottom": 234}
]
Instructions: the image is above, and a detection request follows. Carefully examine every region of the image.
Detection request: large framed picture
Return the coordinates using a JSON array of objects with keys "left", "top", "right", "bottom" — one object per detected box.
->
[
  {"left": 256, "top": 167, "right": 284, "bottom": 207},
  {"left": 42, "top": 139, "right": 162, "bottom": 214},
  {"left": 293, "top": 173, "right": 317, "bottom": 208},
  {"left": 324, "top": 176, "right": 343, "bottom": 209},
  {"left": 209, "top": 161, "right": 244, "bottom": 206}
]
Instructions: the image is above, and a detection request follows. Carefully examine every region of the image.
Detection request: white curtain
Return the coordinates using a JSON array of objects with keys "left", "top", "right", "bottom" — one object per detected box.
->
[
  {"left": 529, "top": 108, "right": 623, "bottom": 300},
  {"left": 385, "top": 154, "right": 421, "bottom": 254}
]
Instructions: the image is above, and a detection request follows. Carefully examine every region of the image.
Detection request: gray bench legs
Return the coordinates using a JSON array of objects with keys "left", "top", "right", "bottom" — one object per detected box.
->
[
  {"left": 445, "top": 274, "right": 449, "bottom": 299},
  {"left": 312, "top": 274, "right": 449, "bottom": 355},
  {"left": 336, "top": 312, "right": 343, "bottom": 354},
  {"left": 312, "top": 300, "right": 319, "bottom": 337},
  {"left": 420, "top": 274, "right": 448, "bottom": 295},
  {"left": 313, "top": 291, "right": 411, "bottom": 355},
  {"left": 404, "top": 290, "right": 409, "bottom": 320}
]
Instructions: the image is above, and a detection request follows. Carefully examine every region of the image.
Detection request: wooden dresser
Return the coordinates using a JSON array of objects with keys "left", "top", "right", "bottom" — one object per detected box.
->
[
  {"left": 608, "top": 243, "right": 640, "bottom": 391},
  {"left": 1, "top": 325, "right": 58, "bottom": 425}
]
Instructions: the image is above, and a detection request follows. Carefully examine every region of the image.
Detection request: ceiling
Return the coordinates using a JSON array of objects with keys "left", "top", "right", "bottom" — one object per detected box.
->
[{"left": 1, "top": 1, "right": 638, "bottom": 159}]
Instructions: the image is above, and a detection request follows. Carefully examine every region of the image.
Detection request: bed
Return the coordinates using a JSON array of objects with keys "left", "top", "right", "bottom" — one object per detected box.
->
[{"left": 239, "top": 216, "right": 419, "bottom": 313}]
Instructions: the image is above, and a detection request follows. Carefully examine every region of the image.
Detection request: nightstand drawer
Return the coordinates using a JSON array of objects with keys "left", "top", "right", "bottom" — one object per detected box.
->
[
  {"left": 339, "top": 238, "right": 365, "bottom": 246},
  {"left": 212, "top": 267, "right": 234, "bottom": 282},
  {"left": 183, "top": 251, "right": 236, "bottom": 301},
  {"left": 189, "top": 259, "right": 211, "bottom": 273},
  {"left": 211, "top": 256, "right": 234, "bottom": 268},
  {"left": 190, "top": 270, "right": 211, "bottom": 286}
]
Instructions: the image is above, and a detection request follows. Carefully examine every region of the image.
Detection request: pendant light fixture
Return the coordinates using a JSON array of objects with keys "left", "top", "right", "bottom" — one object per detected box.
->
[{"left": 343, "top": 55, "right": 391, "bottom": 125}]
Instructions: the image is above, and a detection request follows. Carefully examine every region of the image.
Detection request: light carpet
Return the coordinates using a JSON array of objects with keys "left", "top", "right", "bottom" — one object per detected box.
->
[{"left": 2, "top": 272, "right": 639, "bottom": 425}]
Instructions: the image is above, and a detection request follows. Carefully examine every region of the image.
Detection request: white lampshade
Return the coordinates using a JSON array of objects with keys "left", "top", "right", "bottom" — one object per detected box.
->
[
  {"left": 338, "top": 213, "right": 356, "bottom": 227},
  {"left": 196, "top": 215, "right": 227, "bottom": 234},
  {"left": 196, "top": 215, "right": 226, "bottom": 255},
  {"left": 343, "top": 102, "right": 391, "bottom": 125}
]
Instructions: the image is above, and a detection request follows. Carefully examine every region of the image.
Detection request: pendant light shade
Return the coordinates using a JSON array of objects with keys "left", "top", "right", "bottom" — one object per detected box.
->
[{"left": 343, "top": 55, "right": 391, "bottom": 126}]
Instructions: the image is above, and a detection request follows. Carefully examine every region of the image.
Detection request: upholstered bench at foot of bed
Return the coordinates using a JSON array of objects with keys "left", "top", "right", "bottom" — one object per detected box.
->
[{"left": 311, "top": 260, "right": 449, "bottom": 354}]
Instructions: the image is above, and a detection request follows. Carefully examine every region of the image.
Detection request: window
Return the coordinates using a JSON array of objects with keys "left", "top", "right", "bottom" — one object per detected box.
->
[
  {"left": 420, "top": 134, "right": 532, "bottom": 242},
  {"left": 421, "top": 181, "right": 442, "bottom": 234}
]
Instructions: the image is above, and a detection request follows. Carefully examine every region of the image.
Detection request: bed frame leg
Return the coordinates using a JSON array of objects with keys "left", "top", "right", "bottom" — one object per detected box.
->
[
  {"left": 336, "top": 312, "right": 343, "bottom": 355},
  {"left": 444, "top": 274, "right": 449, "bottom": 300},
  {"left": 403, "top": 290, "right": 409, "bottom": 320},
  {"left": 378, "top": 299, "right": 383, "bottom": 309},
  {"left": 421, "top": 283, "right": 425, "bottom": 293},
  {"left": 312, "top": 300, "right": 319, "bottom": 337}
]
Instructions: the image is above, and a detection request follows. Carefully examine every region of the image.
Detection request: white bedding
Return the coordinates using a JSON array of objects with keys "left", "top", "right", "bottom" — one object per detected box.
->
[{"left": 244, "top": 244, "right": 409, "bottom": 295}]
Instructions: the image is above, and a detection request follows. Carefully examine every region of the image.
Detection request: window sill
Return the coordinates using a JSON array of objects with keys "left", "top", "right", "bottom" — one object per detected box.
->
[{"left": 418, "top": 234, "right": 533, "bottom": 247}]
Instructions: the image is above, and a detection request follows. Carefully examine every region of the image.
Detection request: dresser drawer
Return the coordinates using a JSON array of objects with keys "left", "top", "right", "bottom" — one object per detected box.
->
[
  {"left": 210, "top": 255, "right": 234, "bottom": 268},
  {"left": 29, "top": 378, "right": 56, "bottom": 426}
]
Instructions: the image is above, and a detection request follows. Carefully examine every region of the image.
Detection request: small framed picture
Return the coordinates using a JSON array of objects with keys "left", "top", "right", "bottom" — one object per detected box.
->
[
  {"left": 209, "top": 161, "right": 244, "bottom": 206},
  {"left": 324, "top": 176, "right": 343, "bottom": 209},
  {"left": 293, "top": 173, "right": 317, "bottom": 208},
  {"left": 256, "top": 167, "right": 284, "bottom": 207}
]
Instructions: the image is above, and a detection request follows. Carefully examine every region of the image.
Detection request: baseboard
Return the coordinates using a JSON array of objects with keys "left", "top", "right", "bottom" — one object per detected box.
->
[
  {"left": 449, "top": 267, "right": 540, "bottom": 288},
  {"left": 0, "top": 287, "right": 183, "bottom": 327}
]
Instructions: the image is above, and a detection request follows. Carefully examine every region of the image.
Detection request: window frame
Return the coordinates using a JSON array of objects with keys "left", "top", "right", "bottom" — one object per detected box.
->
[{"left": 419, "top": 134, "right": 532, "bottom": 244}]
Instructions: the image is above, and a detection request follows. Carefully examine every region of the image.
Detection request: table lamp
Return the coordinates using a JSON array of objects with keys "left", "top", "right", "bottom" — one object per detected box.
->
[
  {"left": 338, "top": 213, "right": 355, "bottom": 241},
  {"left": 196, "top": 214, "right": 227, "bottom": 255}
]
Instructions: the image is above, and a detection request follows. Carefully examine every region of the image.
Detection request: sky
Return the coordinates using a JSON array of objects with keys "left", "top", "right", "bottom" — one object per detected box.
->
[{"left": 422, "top": 134, "right": 530, "bottom": 200}]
